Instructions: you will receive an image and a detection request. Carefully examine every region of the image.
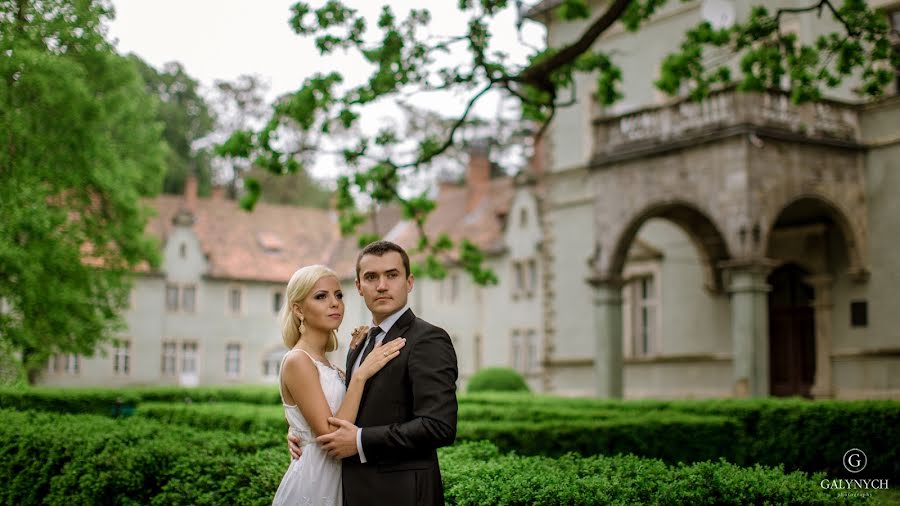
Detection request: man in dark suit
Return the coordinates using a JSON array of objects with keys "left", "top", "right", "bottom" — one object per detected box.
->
[{"left": 289, "top": 240, "right": 458, "bottom": 505}]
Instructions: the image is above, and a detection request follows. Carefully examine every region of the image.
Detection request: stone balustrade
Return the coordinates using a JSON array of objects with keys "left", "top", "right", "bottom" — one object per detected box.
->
[{"left": 592, "top": 88, "right": 861, "bottom": 162}]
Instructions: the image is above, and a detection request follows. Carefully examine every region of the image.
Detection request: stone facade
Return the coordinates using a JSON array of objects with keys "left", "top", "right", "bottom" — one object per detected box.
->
[{"left": 538, "top": 0, "right": 900, "bottom": 399}]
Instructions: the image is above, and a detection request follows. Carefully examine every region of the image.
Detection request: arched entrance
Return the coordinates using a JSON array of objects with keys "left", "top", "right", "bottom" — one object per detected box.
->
[
  {"left": 589, "top": 200, "right": 733, "bottom": 398},
  {"left": 767, "top": 264, "right": 816, "bottom": 397},
  {"left": 764, "top": 195, "right": 863, "bottom": 399}
]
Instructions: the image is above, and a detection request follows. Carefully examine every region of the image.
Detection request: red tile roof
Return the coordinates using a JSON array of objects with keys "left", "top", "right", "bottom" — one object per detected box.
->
[
  {"left": 146, "top": 195, "right": 340, "bottom": 283},
  {"left": 146, "top": 174, "right": 516, "bottom": 283}
]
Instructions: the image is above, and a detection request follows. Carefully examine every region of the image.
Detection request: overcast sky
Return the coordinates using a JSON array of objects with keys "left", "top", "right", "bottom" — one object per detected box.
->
[
  {"left": 107, "top": 0, "right": 543, "bottom": 110},
  {"left": 106, "top": 1, "right": 545, "bottom": 186}
]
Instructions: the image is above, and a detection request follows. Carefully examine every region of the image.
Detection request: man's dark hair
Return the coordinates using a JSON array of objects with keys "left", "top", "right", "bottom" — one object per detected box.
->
[{"left": 356, "top": 240, "right": 411, "bottom": 280}]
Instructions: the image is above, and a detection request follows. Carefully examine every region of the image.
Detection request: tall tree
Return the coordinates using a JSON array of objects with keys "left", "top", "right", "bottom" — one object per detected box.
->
[
  {"left": 130, "top": 56, "right": 217, "bottom": 196},
  {"left": 0, "top": 0, "right": 166, "bottom": 383},
  {"left": 219, "top": 0, "right": 898, "bottom": 285}
]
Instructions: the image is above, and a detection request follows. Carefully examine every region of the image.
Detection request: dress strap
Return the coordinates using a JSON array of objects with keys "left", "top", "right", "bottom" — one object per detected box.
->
[{"left": 278, "top": 349, "right": 306, "bottom": 405}]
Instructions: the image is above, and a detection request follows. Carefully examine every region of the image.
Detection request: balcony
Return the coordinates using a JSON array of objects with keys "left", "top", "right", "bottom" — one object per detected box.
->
[{"left": 591, "top": 88, "right": 861, "bottom": 165}]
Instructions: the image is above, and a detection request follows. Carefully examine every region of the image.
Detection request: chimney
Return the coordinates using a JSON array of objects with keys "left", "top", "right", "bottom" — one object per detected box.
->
[
  {"left": 466, "top": 141, "right": 491, "bottom": 188},
  {"left": 210, "top": 184, "right": 225, "bottom": 200},
  {"left": 529, "top": 132, "right": 546, "bottom": 177},
  {"left": 184, "top": 175, "right": 198, "bottom": 210},
  {"left": 466, "top": 141, "right": 491, "bottom": 212}
]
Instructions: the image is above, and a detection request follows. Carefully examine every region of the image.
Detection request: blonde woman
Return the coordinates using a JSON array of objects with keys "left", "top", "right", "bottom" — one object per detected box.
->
[{"left": 272, "top": 265, "right": 405, "bottom": 506}]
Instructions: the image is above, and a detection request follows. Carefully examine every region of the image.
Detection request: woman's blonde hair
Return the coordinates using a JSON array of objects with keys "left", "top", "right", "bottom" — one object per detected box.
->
[{"left": 280, "top": 265, "right": 340, "bottom": 352}]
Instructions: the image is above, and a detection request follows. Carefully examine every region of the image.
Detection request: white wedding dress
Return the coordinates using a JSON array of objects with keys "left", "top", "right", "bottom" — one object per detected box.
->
[{"left": 273, "top": 349, "right": 346, "bottom": 506}]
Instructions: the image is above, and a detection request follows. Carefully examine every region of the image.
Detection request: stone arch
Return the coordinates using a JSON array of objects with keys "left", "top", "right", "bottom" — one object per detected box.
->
[
  {"left": 606, "top": 200, "right": 733, "bottom": 292},
  {"left": 764, "top": 193, "right": 868, "bottom": 280}
]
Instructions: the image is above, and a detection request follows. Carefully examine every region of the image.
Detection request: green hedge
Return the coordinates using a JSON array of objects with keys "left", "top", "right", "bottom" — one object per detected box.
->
[
  {"left": 0, "top": 409, "right": 280, "bottom": 505},
  {"left": 132, "top": 402, "right": 742, "bottom": 464},
  {"left": 440, "top": 441, "right": 861, "bottom": 506},
  {"left": 466, "top": 367, "right": 530, "bottom": 393},
  {"left": 0, "top": 387, "right": 141, "bottom": 417},
  {"left": 457, "top": 413, "right": 744, "bottom": 463},
  {"left": 135, "top": 401, "right": 287, "bottom": 434},
  {"left": 5, "top": 387, "right": 898, "bottom": 477},
  {"left": 129, "top": 385, "right": 282, "bottom": 405},
  {"left": 0, "top": 410, "right": 862, "bottom": 506}
]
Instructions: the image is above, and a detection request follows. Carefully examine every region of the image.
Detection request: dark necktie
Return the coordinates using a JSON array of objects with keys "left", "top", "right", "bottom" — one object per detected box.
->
[{"left": 359, "top": 326, "right": 382, "bottom": 366}]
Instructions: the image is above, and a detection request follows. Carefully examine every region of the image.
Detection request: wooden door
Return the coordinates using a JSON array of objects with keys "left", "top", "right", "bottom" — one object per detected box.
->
[{"left": 768, "top": 265, "right": 816, "bottom": 397}]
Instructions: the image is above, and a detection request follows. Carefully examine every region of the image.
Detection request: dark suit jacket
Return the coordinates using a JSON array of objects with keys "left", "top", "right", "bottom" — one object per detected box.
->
[{"left": 342, "top": 308, "right": 458, "bottom": 506}]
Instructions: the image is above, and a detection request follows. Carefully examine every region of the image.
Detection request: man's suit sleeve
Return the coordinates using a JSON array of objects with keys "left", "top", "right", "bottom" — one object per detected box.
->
[{"left": 360, "top": 326, "right": 458, "bottom": 460}]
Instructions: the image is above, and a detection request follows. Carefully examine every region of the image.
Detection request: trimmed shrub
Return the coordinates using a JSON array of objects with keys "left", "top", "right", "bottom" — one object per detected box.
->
[
  {"left": 467, "top": 367, "right": 530, "bottom": 393},
  {"left": 440, "top": 441, "right": 863, "bottom": 505},
  {"left": 0, "top": 408, "right": 280, "bottom": 505},
  {"left": 135, "top": 401, "right": 287, "bottom": 434},
  {"left": 457, "top": 412, "right": 745, "bottom": 463},
  {"left": 0, "top": 387, "right": 140, "bottom": 416},
  {"left": 0, "top": 410, "right": 860, "bottom": 505}
]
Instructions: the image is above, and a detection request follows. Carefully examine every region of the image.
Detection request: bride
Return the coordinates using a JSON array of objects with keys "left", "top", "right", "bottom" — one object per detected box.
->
[{"left": 272, "top": 265, "right": 405, "bottom": 506}]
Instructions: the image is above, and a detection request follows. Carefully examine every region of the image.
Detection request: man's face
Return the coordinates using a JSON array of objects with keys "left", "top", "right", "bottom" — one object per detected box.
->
[{"left": 356, "top": 251, "right": 413, "bottom": 323}]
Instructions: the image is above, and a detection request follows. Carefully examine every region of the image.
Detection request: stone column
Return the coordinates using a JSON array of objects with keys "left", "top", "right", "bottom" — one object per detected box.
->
[
  {"left": 807, "top": 274, "right": 834, "bottom": 399},
  {"left": 723, "top": 260, "right": 775, "bottom": 397},
  {"left": 588, "top": 276, "right": 624, "bottom": 398}
]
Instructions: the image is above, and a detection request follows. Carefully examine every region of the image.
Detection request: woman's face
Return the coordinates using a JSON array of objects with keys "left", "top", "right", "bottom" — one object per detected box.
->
[{"left": 297, "top": 275, "right": 344, "bottom": 332}]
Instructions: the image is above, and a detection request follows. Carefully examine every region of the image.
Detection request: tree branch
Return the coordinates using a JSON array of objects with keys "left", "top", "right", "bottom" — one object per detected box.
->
[
  {"left": 774, "top": 0, "right": 860, "bottom": 37},
  {"left": 396, "top": 80, "right": 496, "bottom": 170},
  {"left": 518, "top": 0, "right": 633, "bottom": 86}
]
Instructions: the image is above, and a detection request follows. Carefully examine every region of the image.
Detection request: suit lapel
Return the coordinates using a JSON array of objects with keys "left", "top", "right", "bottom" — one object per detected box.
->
[
  {"left": 381, "top": 308, "right": 414, "bottom": 346},
  {"left": 345, "top": 308, "right": 415, "bottom": 387}
]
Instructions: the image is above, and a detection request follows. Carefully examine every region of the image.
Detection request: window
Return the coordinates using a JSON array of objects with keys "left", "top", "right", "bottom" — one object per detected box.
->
[
  {"left": 179, "top": 242, "right": 187, "bottom": 258},
  {"left": 851, "top": 300, "right": 868, "bottom": 327},
  {"left": 525, "top": 330, "right": 539, "bottom": 372},
  {"left": 47, "top": 354, "right": 66, "bottom": 374},
  {"left": 510, "top": 331, "right": 522, "bottom": 372},
  {"left": 511, "top": 259, "right": 537, "bottom": 298},
  {"left": 65, "top": 354, "right": 79, "bottom": 374},
  {"left": 182, "top": 285, "right": 196, "bottom": 313},
  {"left": 229, "top": 287, "right": 242, "bottom": 314},
  {"left": 450, "top": 273, "right": 459, "bottom": 302},
  {"left": 513, "top": 262, "right": 525, "bottom": 294},
  {"left": 520, "top": 207, "right": 528, "bottom": 227},
  {"left": 182, "top": 341, "right": 198, "bottom": 374},
  {"left": 527, "top": 259, "right": 537, "bottom": 294},
  {"left": 273, "top": 292, "right": 284, "bottom": 314},
  {"left": 225, "top": 343, "right": 241, "bottom": 378},
  {"left": 263, "top": 348, "right": 287, "bottom": 379},
  {"left": 161, "top": 342, "right": 177, "bottom": 375},
  {"left": 624, "top": 276, "right": 658, "bottom": 357},
  {"left": 166, "top": 284, "right": 179, "bottom": 311},
  {"left": 510, "top": 330, "right": 540, "bottom": 375},
  {"left": 113, "top": 340, "right": 130, "bottom": 374}
]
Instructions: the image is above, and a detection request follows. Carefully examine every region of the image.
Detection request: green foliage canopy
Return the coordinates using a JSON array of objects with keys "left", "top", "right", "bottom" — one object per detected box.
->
[
  {"left": 130, "top": 56, "right": 217, "bottom": 196},
  {"left": 0, "top": 0, "right": 166, "bottom": 382}
]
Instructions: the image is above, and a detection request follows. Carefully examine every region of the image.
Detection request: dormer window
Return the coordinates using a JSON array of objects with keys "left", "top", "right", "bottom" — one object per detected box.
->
[{"left": 257, "top": 232, "right": 284, "bottom": 254}]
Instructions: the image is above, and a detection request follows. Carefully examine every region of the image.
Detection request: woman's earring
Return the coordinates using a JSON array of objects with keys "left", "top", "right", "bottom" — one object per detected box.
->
[{"left": 298, "top": 317, "right": 305, "bottom": 336}]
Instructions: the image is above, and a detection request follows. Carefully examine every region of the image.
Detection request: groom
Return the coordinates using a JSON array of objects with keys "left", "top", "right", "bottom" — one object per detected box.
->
[{"left": 289, "top": 240, "right": 458, "bottom": 505}]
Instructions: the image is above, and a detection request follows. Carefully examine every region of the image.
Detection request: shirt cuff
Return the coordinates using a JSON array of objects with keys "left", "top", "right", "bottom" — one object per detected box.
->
[{"left": 356, "top": 427, "right": 367, "bottom": 463}]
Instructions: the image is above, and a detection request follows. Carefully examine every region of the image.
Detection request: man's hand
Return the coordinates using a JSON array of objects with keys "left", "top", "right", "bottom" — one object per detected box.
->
[
  {"left": 316, "top": 417, "right": 360, "bottom": 459},
  {"left": 287, "top": 432, "right": 304, "bottom": 460}
]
